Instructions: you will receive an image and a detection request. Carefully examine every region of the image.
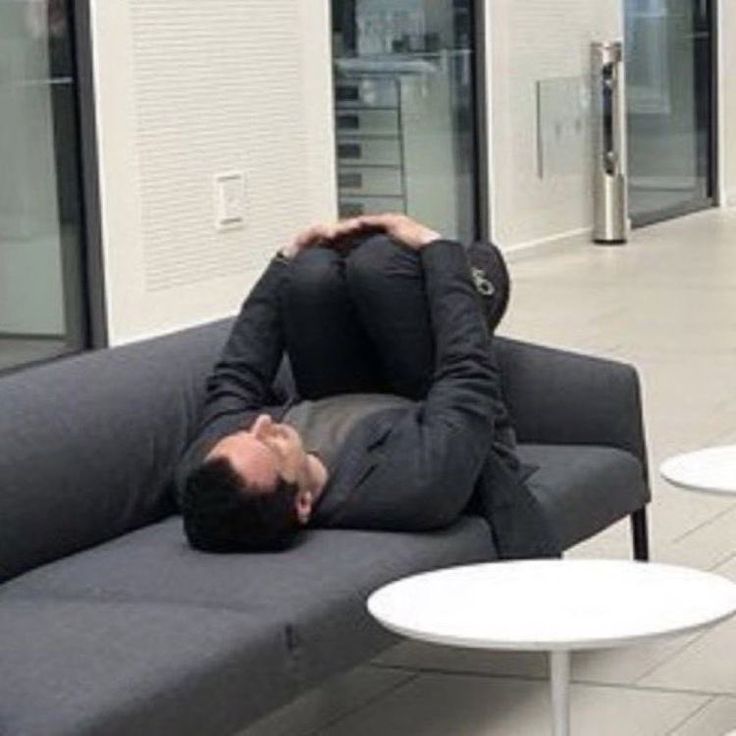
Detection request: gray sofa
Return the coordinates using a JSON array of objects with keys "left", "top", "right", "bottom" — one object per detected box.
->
[{"left": 0, "top": 319, "right": 650, "bottom": 736}]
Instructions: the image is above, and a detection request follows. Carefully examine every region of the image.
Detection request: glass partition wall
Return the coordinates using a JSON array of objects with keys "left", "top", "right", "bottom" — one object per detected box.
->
[
  {"left": 331, "top": 0, "right": 480, "bottom": 242},
  {"left": 0, "top": 0, "right": 88, "bottom": 372},
  {"left": 625, "top": 0, "right": 716, "bottom": 225}
]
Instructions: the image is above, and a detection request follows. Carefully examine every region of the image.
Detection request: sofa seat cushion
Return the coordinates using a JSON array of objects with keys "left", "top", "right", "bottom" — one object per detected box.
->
[
  {"left": 2, "top": 516, "right": 495, "bottom": 700},
  {"left": 518, "top": 444, "right": 648, "bottom": 549},
  {"left": 0, "top": 598, "right": 293, "bottom": 736}
]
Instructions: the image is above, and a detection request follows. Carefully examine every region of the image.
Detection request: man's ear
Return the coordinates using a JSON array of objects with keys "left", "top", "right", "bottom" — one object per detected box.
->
[{"left": 295, "top": 490, "right": 313, "bottom": 525}]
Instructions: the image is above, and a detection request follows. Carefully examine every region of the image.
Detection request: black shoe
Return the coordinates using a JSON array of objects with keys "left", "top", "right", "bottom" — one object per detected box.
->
[{"left": 464, "top": 240, "right": 511, "bottom": 332}]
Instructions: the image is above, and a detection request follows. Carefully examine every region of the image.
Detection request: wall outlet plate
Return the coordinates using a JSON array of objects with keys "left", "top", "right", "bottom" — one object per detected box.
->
[{"left": 214, "top": 171, "right": 246, "bottom": 231}]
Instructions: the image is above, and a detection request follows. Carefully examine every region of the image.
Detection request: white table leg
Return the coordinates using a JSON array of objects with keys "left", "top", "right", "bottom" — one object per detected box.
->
[{"left": 549, "top": 650, "right": 571, "bottom": 736}]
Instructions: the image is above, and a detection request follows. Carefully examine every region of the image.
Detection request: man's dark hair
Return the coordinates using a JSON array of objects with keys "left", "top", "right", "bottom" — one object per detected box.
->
[{"left": 181, "top": 458, "right": 301, "bottom": 552}]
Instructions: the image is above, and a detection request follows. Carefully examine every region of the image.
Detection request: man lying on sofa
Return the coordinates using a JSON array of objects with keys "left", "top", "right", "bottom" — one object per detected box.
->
[{"left": 176, "top": 213, "right": 559, "bottom": 558}]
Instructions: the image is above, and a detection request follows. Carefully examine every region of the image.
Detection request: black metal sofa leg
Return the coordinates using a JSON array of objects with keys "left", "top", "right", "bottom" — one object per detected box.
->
[{"left": 631, "top": 507, "right": 650, "bottom": 561}]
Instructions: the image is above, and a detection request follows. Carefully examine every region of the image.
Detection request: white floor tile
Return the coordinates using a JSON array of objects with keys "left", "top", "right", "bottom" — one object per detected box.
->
[
  {"left": 635, "top": 606, "right": 736, "bottom": 694},
  {"left": 238, "top": 667, "right": 413, "bottom": 736},
  {"left": 669, "top": 696, "right": 736, "bottom": 736},
  {"left": 654, "top": 505, "right": 736, "bottom": 570},
  {"left": 319, "top": 673, "right": 705, "bottom": 736}
]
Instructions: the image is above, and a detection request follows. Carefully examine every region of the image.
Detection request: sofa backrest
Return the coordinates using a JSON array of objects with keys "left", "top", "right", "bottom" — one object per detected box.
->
[{"left": 0, "top": 320, "right": 231, "bottom": 583}]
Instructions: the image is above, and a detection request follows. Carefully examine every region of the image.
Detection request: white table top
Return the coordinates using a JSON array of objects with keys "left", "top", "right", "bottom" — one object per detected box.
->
[
  {"left": 660, "top": 445, "right": 736, "bottom": 496},
  {"left": 367, "top": 560, "right": 736, "bottom": 652}
]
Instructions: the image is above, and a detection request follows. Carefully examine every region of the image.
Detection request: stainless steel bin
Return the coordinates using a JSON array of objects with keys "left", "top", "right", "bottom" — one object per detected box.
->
[{"left": 592, "top": 41, "right": 628, "bottom": 244}]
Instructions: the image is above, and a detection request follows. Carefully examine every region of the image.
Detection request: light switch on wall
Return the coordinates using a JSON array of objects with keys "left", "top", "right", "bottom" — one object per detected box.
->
[{"left": 214, "top": 171, "right": 246, "bottom": 231}]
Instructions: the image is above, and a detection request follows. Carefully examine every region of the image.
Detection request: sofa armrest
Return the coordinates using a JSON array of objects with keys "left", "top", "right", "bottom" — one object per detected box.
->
[{"left": 494, "top": 337, "right": 649, "bottom": 478}]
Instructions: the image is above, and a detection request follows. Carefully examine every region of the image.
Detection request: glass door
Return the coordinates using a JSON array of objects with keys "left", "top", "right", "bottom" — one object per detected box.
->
[
  {"left": 625, "top": 0, "right": 716, "bottom": 226},
  {"left": 331, "top": 0, "right": 481, "bottom": 242},
  {"left": 0, "top": 0, "right": 89, "bottom": 372}
]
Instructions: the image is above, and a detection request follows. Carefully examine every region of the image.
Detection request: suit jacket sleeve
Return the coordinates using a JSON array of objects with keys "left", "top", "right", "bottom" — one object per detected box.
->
[
  {"left": 201, "top": 256, "right": 288, "bottom": 431},
  {"left": 420, "top": 239, "right": 499, "bottom": 437},
  {"left": 174, "top": 256, "right": 289, "bottom": 495},
  {"left": 323, "top": 240, "right": 500, "bottom": 531}
]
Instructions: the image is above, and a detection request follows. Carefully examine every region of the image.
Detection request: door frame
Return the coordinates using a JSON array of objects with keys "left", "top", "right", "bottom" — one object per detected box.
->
[
  {"left": 473, "top": 0, "right": 491, "bottom": 241},
  {"left": 71, "top": 0, "right": 107, "bottom": 349}
]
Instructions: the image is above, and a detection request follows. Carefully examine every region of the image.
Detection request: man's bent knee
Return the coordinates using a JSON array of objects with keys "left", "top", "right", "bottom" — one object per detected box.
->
[
  {"left": 346, "top": 234, "right": 420, "bottom": 289},
  {"left": 287, "top": 247, "right": 343, "bottom": 301}
]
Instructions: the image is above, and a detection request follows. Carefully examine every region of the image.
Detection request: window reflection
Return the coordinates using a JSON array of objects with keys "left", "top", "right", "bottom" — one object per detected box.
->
[
  {"left": 625, "top": 0, "right": 715, "bottom": 223},
  {"left": 0, "top": 0, "right": 86, "bottom": 372},
  {"left": 332, "top": 0, "right": 478, "bottom": 242}
]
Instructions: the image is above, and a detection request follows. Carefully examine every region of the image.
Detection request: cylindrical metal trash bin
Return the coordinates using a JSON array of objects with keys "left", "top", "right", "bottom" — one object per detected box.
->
[{"left": 592, "top": 41, "right": 628, "bottom": 244}]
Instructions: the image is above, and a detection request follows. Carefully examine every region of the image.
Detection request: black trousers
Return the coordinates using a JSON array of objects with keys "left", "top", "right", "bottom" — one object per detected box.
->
[{"left": 280, "top": 237, "right": 436, "bottom": 401}]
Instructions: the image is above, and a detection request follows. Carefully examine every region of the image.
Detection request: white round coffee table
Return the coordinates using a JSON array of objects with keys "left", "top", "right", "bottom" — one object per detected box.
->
[
  {"left": 660, "top": 445, "right": 736, "bottom": 496},
  {"left": 368, "top": 560, "right": 736, "bottom": 736}
]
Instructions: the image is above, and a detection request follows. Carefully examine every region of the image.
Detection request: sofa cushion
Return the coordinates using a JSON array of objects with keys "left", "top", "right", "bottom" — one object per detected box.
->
[
  {"left": 0, "top": 320, "right": 232, "bottom": 583},
  {"left": 518, "top": 444, "right": 648, "bottom": 549},
  {"left": 0, "top": 598, "right": 293, "bottom": 736},
  {"left": 1, "top": 516, "right": 495, "bottom": 696}
]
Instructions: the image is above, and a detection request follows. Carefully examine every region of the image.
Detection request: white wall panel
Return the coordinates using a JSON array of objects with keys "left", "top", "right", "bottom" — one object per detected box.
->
[
  {"left": 487, "top": 0, "right": 622, "bottom": 249},
  {"left": 91, "top": 0, "right": 336, "bottom": 344}
]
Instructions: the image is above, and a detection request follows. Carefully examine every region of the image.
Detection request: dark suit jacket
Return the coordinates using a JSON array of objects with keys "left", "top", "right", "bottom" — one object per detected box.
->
[{"left": 177, "top": 242, "right": 560, "bottom": 559}]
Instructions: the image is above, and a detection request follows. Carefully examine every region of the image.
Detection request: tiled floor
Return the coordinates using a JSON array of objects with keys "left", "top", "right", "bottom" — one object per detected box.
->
[{"left": 242, "top": 209, "right": 736, "bottom": 736}]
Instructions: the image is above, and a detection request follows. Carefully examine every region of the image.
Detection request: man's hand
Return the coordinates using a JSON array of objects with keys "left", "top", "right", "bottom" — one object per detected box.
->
[
  {"left": 353, "top": 213, "right": 441, "bottom": 250},
  {"left": 280, "top": 222, "right": 341, "bottom": 259},
  {"left": 281, "top": 213, "right": 441, "bottom": 259},
  {"left": 282, "top": 217, "right": 380, "bottom": 258}
]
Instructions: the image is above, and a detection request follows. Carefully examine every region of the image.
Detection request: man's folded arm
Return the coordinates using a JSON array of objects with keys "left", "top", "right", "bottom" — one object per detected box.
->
[
  {"left": 331, "top": 240, "right": 500, "bottom": 531},
  {"left": 402, "top": 240, "right": 500, "bottom": 524},
  {"left": 175, "top": 257, "right": 289, "bottom": 494},
  {"left": 174, "top": 258, "right": 287, "bottom": 498},
  {"left": 420, "top": 239, "right": 499, "bottom": 434},
  {"left": 202, "top": 256, "right": 289, "bottom": 431}
]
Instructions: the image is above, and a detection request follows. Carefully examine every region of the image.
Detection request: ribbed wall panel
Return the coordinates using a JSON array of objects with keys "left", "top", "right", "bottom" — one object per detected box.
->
[
  {"left": 92, "top": 0, "right": 336, "bottom": 342},
  {"left": 128, "top": 1, "right": 308, "bottom": 291}
]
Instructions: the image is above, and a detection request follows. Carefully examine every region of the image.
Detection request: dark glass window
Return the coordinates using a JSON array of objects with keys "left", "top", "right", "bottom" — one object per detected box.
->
[
  {"left": 0, "top": 0, "right": 88, "bottom": 372},
  {"left": 625, "top": 0, "right": 716, "bottom": 225},
  {"left": 332, "top": 0, "right": 479, "bottom": 242}
]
